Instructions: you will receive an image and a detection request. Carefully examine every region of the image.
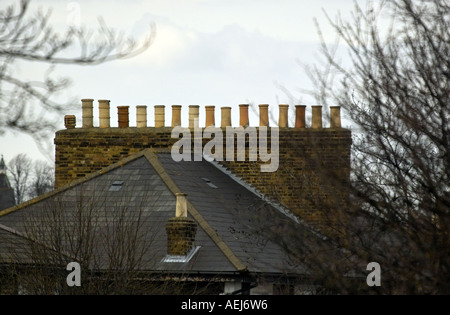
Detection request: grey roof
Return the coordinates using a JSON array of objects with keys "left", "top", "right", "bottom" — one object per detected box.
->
[{"left": 0, "top": 149, "right": 314, "bottom": 277}]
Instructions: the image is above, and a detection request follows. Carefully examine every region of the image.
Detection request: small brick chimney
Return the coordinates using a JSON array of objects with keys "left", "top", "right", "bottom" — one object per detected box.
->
[{"left": 165, "top": 193, "right": 197, "bottom": 256}]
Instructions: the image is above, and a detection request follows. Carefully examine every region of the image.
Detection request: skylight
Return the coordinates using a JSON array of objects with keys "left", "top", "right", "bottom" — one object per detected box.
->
[
  {"left": 108, "top": 180, "right": 124, "bottom": 191},
  {"left": 201, "top": 177, "right": 218, "bottom": 189},
  {"left": 161, "top": 246, "right": 201, "bottom": 263}
]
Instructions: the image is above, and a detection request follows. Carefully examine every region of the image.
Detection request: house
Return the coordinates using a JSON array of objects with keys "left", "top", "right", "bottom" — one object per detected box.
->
[
  {"left": 0, "top": 156, "right": 15, "bottom": 211},
  {"left": 0, "top": 100, "right": 353, "bottom": 294}
]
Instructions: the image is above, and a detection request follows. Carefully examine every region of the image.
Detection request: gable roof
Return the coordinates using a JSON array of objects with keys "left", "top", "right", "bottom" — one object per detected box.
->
[{"left": 0, "top": 149, "right": 313, "bottom": 277}]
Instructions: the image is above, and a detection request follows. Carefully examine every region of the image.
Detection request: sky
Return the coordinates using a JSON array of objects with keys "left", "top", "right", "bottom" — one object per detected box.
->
[{"left": 1, "top": 0, "right": 359, "bottom": 163}]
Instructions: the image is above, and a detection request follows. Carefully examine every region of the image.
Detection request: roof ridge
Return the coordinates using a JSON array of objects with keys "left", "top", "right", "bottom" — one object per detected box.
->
[{"left": 143, "top": 150, "right": 247, "bottom": 272}]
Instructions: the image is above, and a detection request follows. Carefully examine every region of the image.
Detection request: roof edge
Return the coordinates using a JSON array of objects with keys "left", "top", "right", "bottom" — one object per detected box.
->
[{"left": 0, "top": 149, "right": 151, "bottom": 218}]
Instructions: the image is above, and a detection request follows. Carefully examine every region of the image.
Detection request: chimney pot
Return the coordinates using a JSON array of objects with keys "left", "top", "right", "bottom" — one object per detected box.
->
[
  {"left": 278, "top": 104, "right": 289, "bottom": 128},
  {"left": 81, "top": 98, "right": 94, "bottom": 128},
  {"left": 295, "top": 105, "right": 307, "bottom": 128},
  {"left": 221, "top": 107, "right": 232, "bottom": 128},
  {"left": 189, "top": 105, "right": 200, "bottom": 129},
  {"left": 259, "top": 104, "right": 269, "bottom": 127},
  {"left": 64, "top": 115, "right": 76, "bottom": 129},
  {"left": 155, "top": 105, "right": 165, "bottom": 127},
  {"left": 117, "top": 106, "right": 130, "bottom": 128},
  {"left": 175, "top": 192, "right": 188, "bottom": 217},
  {"left": 239, "top": 104, "right": 249, "bottom": 127},
  {"left": 330, "top": 106, "right": 341, "bottom": 128},
  {"left": 98, "top": 99, "right": 110, "bottom": 128},
  {"left": 136, "top": 105, "right": 147, "bottom": 128},
  {"left": 171, "top": 105, "right": 182, "bottom": 127},
  {"left": 205, "top": 105, "right": 215, "bottom": 127},
  {"left": 311, "top": 105, "right": 323, "bottom": 129}
]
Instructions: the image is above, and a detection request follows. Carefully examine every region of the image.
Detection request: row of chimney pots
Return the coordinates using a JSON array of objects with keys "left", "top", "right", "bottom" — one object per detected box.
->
[{"left": 64, "top": 99, "right": 342, "bottom": 129}]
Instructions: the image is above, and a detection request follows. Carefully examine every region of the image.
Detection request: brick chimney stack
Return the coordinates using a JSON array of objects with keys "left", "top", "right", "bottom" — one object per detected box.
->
[{"left": 165, "top": 193, "right": 197, "bottom": 256}]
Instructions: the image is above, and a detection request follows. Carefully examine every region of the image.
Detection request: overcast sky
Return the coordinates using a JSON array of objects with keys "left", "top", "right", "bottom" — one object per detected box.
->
[{"left": 1, "top": 0, "right": 359, "bottom": 163}]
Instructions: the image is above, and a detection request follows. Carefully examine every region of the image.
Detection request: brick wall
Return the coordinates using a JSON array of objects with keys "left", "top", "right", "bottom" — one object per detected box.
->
[
  {"left": 54, "top": 127, "right": 177, "bottom": 186},
  {"left": 54, "top": 126, "right": 351, "bottom": 231}
]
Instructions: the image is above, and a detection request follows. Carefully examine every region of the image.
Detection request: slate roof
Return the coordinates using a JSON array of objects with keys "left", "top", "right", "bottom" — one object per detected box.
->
[{"left": 0, "top": 149, "right": 315, "bottom": 277}]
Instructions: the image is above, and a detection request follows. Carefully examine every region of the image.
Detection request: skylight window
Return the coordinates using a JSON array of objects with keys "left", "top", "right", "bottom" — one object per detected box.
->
[
  {"left": 201, "top": 177, "right": 218, "bottom": 189},
  {"left": 108, "top": 180, "right": 124, "bottom": 191},
  {"left": 162, "top": 246, "right": 201, "bottom": 263}
]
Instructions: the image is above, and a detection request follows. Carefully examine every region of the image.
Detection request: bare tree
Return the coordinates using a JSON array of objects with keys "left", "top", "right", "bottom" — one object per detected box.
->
[
  {"left": 243, "top": 0, "right": 449, "bottom": 295},
  {"left": 1, "top": 187, "right": 221, "bottom": 295},
  {"left": 297, "top": 0, "right": 449, "bottom": 294},
  {"left": 7, "top": 154, "right": 55, "bottom": 203},
  {"left": 0, "top": 0, "right": 155, "bottom": 150},
  {"left": 7, "top": 153, "right": 32, "bottom": 204},
  {"left": 29, "top": 160, "right": 54, "bottom": 199}
]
